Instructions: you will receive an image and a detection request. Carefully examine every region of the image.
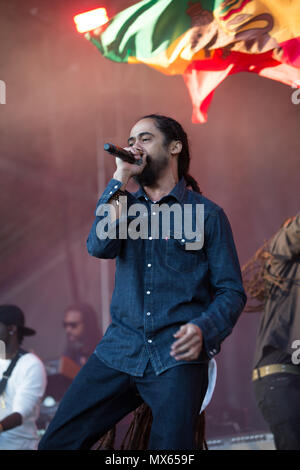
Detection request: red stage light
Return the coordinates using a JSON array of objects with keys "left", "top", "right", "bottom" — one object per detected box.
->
[{"left": 74, "top": 8, "right": 109, "bottom": 33}]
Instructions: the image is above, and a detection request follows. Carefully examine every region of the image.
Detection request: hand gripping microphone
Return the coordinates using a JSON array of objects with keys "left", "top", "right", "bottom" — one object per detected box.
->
[{"left": 104, "top": 143, "right": 143, "bottom": 165}]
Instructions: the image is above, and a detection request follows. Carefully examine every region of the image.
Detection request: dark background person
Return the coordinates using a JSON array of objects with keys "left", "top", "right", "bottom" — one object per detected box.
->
[
  {"left": 42, "top": 303, "right": 101, "bottom": 398},
  {"left": 243, "top": 212, "right": 300, "bottom": 450},
  {"left": 0, "top": 305, "right": 47, "bottom": 450},
  {"left": 63, "top": 303, "right": 102, "bottom": 367},
  {"left": 40, "top": 303, "right": 102, "bottom": 422}
]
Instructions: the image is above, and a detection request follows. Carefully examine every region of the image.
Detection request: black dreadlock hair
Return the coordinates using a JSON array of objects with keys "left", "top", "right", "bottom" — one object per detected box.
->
[{"left": 140, "top": 114, "right": 202, "bottom": 194}]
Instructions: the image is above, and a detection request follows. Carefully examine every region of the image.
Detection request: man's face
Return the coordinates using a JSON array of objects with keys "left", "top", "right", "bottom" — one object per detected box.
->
[
  {"left": 128, "top": 118, "right": 171, "bottom": 187},
  {"left": 63, "top": 310, "right": 84, "bottom": 343}
]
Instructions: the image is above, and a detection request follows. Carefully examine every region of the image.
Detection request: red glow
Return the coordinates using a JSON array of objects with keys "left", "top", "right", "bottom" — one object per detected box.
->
[{"left": 74, "top": 8, "right": 109, "bottom": 33}]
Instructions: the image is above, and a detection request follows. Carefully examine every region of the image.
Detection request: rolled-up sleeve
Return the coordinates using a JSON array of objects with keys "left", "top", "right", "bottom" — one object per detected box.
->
[{"left": 190, "top": 208, "right": 247, "bottom": 358}]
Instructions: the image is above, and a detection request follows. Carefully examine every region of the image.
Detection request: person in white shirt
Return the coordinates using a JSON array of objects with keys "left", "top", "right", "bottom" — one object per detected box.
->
[{"left": 0, "top": 305, "right": 47, "bottom": 450}]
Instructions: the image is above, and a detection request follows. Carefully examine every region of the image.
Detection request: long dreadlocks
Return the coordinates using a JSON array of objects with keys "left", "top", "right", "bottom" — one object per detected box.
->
[{"left": 242, "top": 218, "right": 294, "bottom": 312}]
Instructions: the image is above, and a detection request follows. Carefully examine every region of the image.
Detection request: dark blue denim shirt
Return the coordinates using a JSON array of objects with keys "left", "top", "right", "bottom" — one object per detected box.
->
[{"left": 87, "top": 177, "right": 246, "bottom": 376}]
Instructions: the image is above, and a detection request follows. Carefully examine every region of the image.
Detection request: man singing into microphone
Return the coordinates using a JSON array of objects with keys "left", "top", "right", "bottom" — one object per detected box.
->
[{"left": 39, "top": 114, "right": 246, "bottom": 450}]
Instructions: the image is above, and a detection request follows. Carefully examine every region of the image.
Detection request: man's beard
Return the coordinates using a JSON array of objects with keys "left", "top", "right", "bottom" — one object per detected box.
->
[{"left": 134, "top": 153, "right": 169, "bottom": 187}]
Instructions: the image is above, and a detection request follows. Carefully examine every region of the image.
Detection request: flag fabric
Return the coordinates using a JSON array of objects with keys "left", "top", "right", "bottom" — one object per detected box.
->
[{"left": 86, "top": 0, "right": 300, "bottom": 123}]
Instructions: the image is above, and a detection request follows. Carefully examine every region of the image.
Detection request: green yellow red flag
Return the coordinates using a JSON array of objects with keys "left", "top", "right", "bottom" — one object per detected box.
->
[{"left": 85, "top": 0, "right": 300, "bottom": 122}]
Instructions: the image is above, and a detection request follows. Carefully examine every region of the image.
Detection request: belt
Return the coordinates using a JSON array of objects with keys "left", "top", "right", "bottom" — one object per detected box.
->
[{"left": 252, "top": 363, "right": 300, "bottom": 381}]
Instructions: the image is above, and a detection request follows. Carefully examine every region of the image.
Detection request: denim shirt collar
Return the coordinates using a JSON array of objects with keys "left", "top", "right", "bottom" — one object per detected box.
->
[{"left": 134, "top": 177, "right": 187, "bottom": 203}]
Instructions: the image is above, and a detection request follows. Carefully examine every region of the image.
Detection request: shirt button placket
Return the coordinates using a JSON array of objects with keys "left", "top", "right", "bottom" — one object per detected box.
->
[{"left": 145, "top": 211, "right": 154, "bottom": 346}]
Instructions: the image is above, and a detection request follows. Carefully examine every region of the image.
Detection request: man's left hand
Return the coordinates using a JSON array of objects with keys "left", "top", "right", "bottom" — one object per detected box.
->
[{"left": 170, "top": 323, "right": 203, "bottom": 361}]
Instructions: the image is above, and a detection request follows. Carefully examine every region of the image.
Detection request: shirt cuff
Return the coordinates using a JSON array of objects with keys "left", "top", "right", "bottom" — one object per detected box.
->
[
  {"left": 97, "top": 179, "right": 125, "bottom": 206},
  {"left": 189, "top": 316, "right": 230, "bottom": 359}
]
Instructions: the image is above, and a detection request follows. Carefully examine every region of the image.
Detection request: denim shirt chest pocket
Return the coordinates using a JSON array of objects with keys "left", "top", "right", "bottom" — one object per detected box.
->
[{"left": 165, "top": 234, "right": 206, "bottom": 272}]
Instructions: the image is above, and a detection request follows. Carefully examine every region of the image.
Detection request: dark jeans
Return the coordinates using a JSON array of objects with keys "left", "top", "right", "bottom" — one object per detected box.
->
[
  {"left": 39, "top": 353, "right": 208, "bottom": 450},
  {"left": 253, "top": 373, "right": 300, "bottom": 450}
]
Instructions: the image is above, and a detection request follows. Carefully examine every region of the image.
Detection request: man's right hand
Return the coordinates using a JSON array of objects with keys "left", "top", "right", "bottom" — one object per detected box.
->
[{"left": 113, "top": 147, "right": 147, "bottom": 189}]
